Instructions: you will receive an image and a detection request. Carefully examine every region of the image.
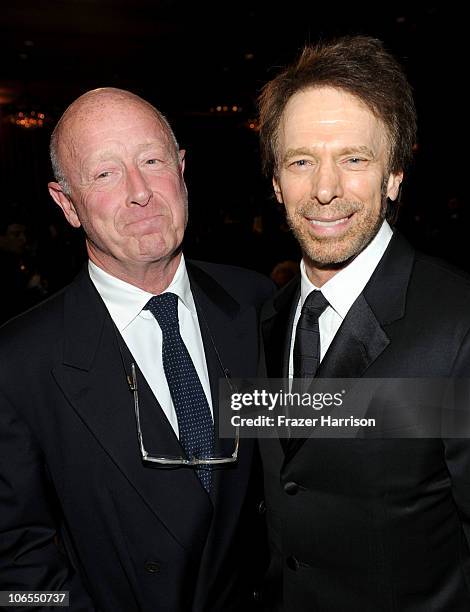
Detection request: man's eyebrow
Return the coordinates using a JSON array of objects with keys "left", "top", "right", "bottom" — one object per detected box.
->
[
  {"left": 83, "top": 142, "right": 169, "bottom": 167},
  {"left": 80, "top": 151, "right": 117, "bottom": 174},
  {"left": 93, "top": 150, "right": 119, "bottom": 162},
  {"left": 282, "top": 145, "right": 377, "bottom": 163},
  {"left": 282, "top": 147, "right": 315, "bottom": 162},
  {"left": 339, "top": 145, "right": 376, "bottom": 158},
  {"left": 135, "top": 142, "right": 168, "bottom": 152}
]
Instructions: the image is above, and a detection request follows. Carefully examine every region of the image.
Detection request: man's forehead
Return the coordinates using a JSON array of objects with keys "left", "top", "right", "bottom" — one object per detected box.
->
[
  {"left": 66, "top": 100, "right": 160, "bottom": 136},
  {"left": 59, "top": 107, "right": 170, "bottom": 161},
  {"left": 278, "top": 87, "right": 389, "bottom": 151},
  {"left": 64, "top": 89, "right": 151, "bottom": 119},
  {"left": 282, "top": 88, "right": 381, "bottom": 127}
]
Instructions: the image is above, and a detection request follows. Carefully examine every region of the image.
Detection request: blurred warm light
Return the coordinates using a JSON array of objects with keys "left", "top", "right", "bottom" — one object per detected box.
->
[
  {"left": 9, "top": 109, "right": 46, "bottom": 129},
  {"left": 247, "top": 119, "right": 259, "bottom": 131},
  {"left": 210, "top": 104, "right": 242, "bottom": 114},
  {"left": 0, "top": 86, "right": 19, "bottom": 105}
]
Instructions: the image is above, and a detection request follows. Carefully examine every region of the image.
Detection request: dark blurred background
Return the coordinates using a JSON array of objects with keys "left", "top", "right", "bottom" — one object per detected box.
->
[{"left": 0, "top": 1, "right": 467, "bottom": 322}]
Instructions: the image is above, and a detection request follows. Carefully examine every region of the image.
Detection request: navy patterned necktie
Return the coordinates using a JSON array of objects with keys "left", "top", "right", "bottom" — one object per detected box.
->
[
  {"left": 293, "top": 290, "right": 329, "bottom": 378},
  {"left": 144, "top": 292, "right": 214, "bottom": 492}
]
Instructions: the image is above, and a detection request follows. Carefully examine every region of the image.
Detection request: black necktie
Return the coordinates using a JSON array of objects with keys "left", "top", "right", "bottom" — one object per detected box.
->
[
  {"left": 145, "top": 292, "right": 214, "bottom": 492},
  {"left": 293, "top": 290, "right": 329, "bottom": 378}
]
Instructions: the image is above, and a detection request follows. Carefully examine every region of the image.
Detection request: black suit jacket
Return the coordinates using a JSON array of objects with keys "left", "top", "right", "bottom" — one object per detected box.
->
[
  {"left": 0, "top": 260, "right": 273, "bottom": 612},
  {"left": 259, "top": 233, "right": 470, "bottom": 611}
]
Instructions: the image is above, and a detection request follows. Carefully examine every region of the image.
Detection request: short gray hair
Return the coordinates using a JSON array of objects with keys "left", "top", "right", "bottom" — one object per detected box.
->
[{"left": 50, "top": 126, "right": 71, "bottom": 195}]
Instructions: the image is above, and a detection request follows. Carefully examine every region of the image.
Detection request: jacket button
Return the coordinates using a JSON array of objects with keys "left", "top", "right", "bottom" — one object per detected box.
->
[
  {"left": 257, "top": 500, "right": 266, "bottom": 514},
  {"left": 286, "top": 555, "right": 300, "bottom": 571},
  {"left": 284, "top": 481, "right": 299, "bottom": 495},
  {"left": 144, "top": 561, "right": 160, "bottom": 574}
]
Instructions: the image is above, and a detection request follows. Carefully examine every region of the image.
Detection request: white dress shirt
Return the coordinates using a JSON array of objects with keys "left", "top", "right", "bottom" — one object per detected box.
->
[
  {"left": 288, "top": 221, "right": 393, "bottom": 377},
  {"left": 89, "top": 254, "right": 213, "bottom": 438}
]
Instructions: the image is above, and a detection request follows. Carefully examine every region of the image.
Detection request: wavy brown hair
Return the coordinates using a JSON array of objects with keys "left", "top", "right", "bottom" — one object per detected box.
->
[{"left": 258, "top": 36, "right": 417, "bottom": 182}]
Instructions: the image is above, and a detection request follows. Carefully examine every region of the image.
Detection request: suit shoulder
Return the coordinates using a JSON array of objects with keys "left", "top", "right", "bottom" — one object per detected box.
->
[
  {"left": 405, "top": 252, "right": 470, "bottom": 333},
  {"left": 260, "top": 273, "right": 300, "bottom": 321},
  {"left": 0, "top": 285, "right": 67, "bottom": 356},
  {"left": 412, "top": 252, "right": 470, "bottom": 297},
  {"left": 188, "top": 260, "right": 276, "bottom": 306}
]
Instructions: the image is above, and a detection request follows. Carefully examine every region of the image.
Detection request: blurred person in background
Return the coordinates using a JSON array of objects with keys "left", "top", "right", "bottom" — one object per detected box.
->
[{"left": 0, "top": 206, "right": 48, "bottom": 324}]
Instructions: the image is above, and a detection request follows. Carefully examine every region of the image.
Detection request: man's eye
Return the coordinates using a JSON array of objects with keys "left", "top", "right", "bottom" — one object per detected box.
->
[
  {"left": 96, "top": 171, "right": 112, "bottom": 179},
  {"left": 290, "top": 159, "right": 310, "bottom": 167},
  {"left": 346, "top": 157, "right": 367, "bottom": 165},
  {"left": 146, "top": 159, "right": 160, "bottom": 165}
]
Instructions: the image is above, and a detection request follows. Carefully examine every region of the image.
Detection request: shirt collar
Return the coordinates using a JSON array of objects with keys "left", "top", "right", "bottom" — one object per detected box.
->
[
  {"left": 88, "top": 253, "right": 196, "bottom": 332},
  {"left": 300, "top": 220, "right": 393, "bottom": 319}
]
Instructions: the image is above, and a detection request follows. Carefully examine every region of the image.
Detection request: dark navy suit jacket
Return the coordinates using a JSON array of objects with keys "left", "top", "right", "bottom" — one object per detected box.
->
[
  {"left": 0, "top": 260, "right": 273, "bottom": 612},
  {"left": 260, "top": 233, "right": 470, "bottom": 611}
]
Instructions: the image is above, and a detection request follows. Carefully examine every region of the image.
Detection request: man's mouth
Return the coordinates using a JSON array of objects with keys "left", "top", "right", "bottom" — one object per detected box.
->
[
  {"left": 300, "top": 211, "right": 356, "bottom": 238},
  {"left": 307, "top": 215, "right": 352, "bottom": 227},
  {"left": 121, "top": 213, "right": 166, "bottom": 235}
]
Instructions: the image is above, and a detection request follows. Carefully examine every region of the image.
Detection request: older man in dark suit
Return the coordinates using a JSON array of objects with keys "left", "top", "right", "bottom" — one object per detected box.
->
[
  {"left": 257, "top": 36, "right": 470, "bottom": 611},
  {"left": 0, "top": 88, "right": 272, "bottom": 611}
]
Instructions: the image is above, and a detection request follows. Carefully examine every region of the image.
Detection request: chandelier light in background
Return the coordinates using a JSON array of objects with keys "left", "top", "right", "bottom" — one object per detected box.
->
[
  {"left": 209, "top": 104, "right": 243, "bottom": 113},
  {"left": 9, "top": 109, "right": 46, "bottom": 129}
]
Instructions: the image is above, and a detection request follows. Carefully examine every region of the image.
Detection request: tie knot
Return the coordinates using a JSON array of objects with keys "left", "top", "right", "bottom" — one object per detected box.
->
[
  {"left": 302, "top": 290, "right": 329, "bottom": 318},
  {"left": 144, "top": 292, "right": 179, "bottom": 329}
]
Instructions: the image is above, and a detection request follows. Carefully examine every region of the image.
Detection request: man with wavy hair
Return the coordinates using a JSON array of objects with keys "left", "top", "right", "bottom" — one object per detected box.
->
[{"left": 258, "top": 36, "right": 470, "bottom": 611}]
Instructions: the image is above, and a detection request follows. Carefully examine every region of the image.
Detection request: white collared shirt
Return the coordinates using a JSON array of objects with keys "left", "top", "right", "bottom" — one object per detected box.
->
[
  {"left": 288, "top": 221, "right": 393, "bottom": 377},
  {"left": 89, "top": 254, "right": 213, "bottom": 437}
]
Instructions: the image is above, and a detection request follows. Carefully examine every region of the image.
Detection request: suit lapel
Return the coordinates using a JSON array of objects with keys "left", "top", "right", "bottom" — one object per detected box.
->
[
  {"left": 264, "top": 233, "right": 415, "bottom": 464},
  {"left": 261, "top": 278, "right": 300, "bottom": 454},
  {"left": 52, "top": 269, "right": 213, "bottom": 555},
  {"left": 283, "top": 294, "right": 390, "bottom": 461},
  {"left": 186, "top": 263, "right": 262, "bottom": 607},
  {"left": 316, "top": 294, "right": 390, "bottom": 379},
  {"left": 261, "top": 276, "right": 300, "bottom": 379},
  {"left": 187, "top": 262, "right": 256, "bottom": 492}
]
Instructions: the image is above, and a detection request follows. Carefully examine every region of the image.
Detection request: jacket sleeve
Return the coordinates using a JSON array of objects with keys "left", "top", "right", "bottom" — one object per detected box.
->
[
  {"left": 443, "top": 327, "right": 470, "bottom": 554},
  {"left": 0, "top": 391, "right": 97, "bottom": 611}
]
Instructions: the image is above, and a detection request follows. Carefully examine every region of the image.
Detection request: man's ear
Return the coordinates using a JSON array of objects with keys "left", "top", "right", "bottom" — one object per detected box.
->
[
  {"left": 386, "top": 171, "right": 404, "bottom": 201},
  {"left": 177, "top": 149, "right": 188, "bottom": 199},
  {"left": 272, "top": 176, "right": 283, "bottom": 204},
  {"left": 48, "top": 182, "right": 81, "bottom": 228},
  {"left": 178, "top": 149, "right": 186, "bottom": 175}
]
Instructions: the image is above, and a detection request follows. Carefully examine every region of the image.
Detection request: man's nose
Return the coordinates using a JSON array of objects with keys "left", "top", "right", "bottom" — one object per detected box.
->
[
  {"left": 310, "top": 159, "right": 344, "bottom": 204},
  {"left": 127, "top": 168, "right": 152, "bottom": 206}
]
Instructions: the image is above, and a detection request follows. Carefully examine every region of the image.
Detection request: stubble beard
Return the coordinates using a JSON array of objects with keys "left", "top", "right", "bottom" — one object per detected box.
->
[{"left": 285, "top": 195, "right": 388, "bottom": 271}]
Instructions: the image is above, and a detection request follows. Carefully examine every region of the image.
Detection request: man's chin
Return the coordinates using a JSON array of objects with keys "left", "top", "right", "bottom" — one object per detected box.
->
[
  {"left": 300, "top": 235, "right": 353, "bottom": 264},
  {"left": 298, "top": 221, "right": 383, "bottom": 269},
  {"left": 135, "top": 237, "right": 183, "bottom": 261},
  {"left": 302, "top": 251, "right": 355, "bottom": 274}
]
